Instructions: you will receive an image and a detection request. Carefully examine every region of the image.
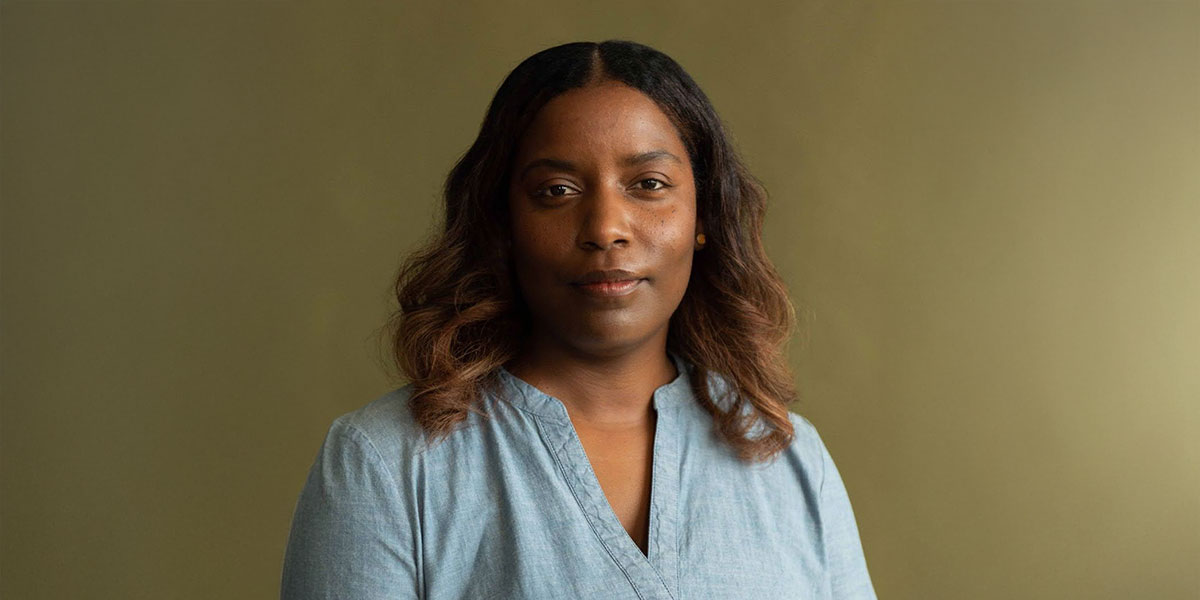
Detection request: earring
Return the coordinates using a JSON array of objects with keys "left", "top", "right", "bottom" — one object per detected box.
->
[{"left": 696, "top": 233, "right": 706, "bottom": 249}]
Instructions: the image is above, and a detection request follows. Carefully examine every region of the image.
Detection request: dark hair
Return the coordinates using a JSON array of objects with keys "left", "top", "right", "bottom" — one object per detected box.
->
[{"left": 385, "top": 40, "right": 797, "bottom": 463}]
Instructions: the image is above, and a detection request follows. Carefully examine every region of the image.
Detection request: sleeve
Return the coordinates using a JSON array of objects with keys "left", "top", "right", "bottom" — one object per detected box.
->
[
  {"left": 280, "top": 417, "right": 421, "bottom": 599},
  {"left": 817, "top": 434, "right": 878, "bottom": 599}
]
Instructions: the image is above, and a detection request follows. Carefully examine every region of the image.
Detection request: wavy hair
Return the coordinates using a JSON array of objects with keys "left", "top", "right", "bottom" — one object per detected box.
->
[{"left": 384, "top": 40, "right": 798, "bottom": 463}]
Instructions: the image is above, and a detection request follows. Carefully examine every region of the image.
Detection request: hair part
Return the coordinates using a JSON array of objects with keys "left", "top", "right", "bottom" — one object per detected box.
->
[{"left": 384, "top": 39, "right": 798, "bottom": 463}]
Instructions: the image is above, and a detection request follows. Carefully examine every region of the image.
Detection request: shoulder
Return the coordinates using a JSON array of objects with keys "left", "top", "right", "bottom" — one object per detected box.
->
[
  {"left": 325, "top": 381, "right": 504, "bottom": 465},
  {"left": 337, "top": 383, "right": 420, "bottom": 435},
  {"left": 783, "top": 411, "right": 833, "bottom": 486},
  {"left": 322, "top": 383, "right": 432, "bottom": 466},
  {"left": 688, "top": 367, "right": 827, "bottom": 470},
  {"left": 696, "top": 366, "right": 825, "bottom": 454},
  {"left": 787, "top": 411, "right": 823, "bottom": 454}
]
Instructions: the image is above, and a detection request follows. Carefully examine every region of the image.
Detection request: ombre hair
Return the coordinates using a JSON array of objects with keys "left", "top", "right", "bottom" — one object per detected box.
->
[{"left": 384, "top": 40, "right": 798, "bottom": 463}]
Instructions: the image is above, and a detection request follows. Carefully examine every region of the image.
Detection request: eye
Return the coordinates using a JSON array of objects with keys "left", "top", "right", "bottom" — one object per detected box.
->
[
  {"left": 635, "top": 178, "right": 671, "bottom": 191},
  {"left": 534, "top": 183, "right": 578, "bottom": 198}
]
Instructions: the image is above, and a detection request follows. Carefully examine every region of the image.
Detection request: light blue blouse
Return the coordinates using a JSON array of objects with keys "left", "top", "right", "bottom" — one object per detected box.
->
[{"left": 281, "top": 352, "right": 877, "bottom": 599}]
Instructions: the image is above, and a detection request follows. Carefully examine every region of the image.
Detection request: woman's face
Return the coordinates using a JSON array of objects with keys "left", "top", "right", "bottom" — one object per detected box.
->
[{"left": 507, "top": 81, "right": 701, "bottom": 358}]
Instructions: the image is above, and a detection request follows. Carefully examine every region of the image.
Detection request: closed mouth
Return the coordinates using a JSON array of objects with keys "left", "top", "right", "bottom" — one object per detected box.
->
[{"left": 571, "top": 278, "right": 645, "bottom": 297}]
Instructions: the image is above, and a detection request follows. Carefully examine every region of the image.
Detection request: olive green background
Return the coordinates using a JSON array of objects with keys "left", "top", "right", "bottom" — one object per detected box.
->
[{"left": 2, "top": 1, "right": 1197, "bottom": 598}]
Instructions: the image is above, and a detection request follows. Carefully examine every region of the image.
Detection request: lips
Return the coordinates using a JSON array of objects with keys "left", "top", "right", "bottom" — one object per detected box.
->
[
  {"left": 573, "top": 279, "right": 643, "bottom": 297},
  {"left": 570, "top": 269, "right": 646, "bottom": 298},
  {"left": 572, "top": 268, "right": 643, "bottom": 284}
]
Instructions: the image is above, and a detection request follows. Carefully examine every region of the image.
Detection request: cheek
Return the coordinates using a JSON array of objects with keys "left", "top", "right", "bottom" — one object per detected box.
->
[
  {"left": 659, "top": 204, "right": 697, "bottom": 258},
  {"left": 509, "top": 217, "right": 567, "bottom": 284},
  {"left": 649, "top": 207, "right": 697, "bottom": 292}
]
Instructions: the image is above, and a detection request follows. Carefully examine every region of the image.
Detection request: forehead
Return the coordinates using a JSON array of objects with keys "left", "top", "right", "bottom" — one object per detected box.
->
[{"left": 515, "top": 82, "right": 686, "bottom": 159}]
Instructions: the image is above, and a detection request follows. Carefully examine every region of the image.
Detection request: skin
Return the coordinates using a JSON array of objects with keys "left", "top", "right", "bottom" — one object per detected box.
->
[{"left": 503, "top": 79, "right": 704, "bottom": 554}]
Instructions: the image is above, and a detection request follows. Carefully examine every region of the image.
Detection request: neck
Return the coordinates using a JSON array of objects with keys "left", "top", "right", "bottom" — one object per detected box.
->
[{"left": 504, "top": 334, "right": 678, "bottom": 429}]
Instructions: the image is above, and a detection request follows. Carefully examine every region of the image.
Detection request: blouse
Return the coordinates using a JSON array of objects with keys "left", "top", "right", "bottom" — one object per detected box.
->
[{"left": 280, "top": 352, "right": 877, "bottom": 599}]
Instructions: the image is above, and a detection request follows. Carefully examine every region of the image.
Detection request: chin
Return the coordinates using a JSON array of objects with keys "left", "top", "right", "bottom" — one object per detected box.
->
[{"left": 558, "top": 316, "right": 665, "bottom": 355}]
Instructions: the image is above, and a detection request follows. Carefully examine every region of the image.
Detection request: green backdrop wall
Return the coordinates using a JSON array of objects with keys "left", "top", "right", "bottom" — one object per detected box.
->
[{"left": 2, "top": 1, "right": 1197, "bottom": 598}]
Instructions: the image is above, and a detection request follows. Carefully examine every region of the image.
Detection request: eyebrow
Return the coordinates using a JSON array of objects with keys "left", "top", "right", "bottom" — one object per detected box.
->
[{"left": 517, "top": 150, "right": 683, "bottom": 181}]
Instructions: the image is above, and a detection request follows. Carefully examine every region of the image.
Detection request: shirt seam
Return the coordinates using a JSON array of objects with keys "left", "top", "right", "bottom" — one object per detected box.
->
[
  {"left": 496, "top": 395, "right": 567, "bottom": 423},
  {"left": 494, "top": 371, "right": 570, "bottom": 423},
  {"left": 818, "top": 435, "right": 828, "bottom": 499},
  {"left": 340, "top": 421, "right": 401, "bottom": 493},
  {"left": 813, "top": 425, "right": 833, "bottom": 596},
  {"left": 340, "top": 420, "right": 425, "bottom": 600}
]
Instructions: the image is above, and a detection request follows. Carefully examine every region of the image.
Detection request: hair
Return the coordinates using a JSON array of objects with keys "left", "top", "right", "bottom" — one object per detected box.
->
[{"left": 384, "top": 40, "right": 798, "bottom": 463}]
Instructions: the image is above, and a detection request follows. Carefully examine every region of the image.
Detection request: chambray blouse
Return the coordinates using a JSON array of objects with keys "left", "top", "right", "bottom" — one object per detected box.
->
[{"left": 281, "top": 352, "right": 877, "bottom": 599}]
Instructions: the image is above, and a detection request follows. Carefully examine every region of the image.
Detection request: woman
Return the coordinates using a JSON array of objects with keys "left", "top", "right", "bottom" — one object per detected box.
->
[{"left": 281, "top": 40, "right": 876, "bottom": 599}]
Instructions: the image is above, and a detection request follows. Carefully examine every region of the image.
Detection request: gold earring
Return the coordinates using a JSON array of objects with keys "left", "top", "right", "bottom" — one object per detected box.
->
[{"left": 696, "top": 233, "right": 706, "bottom": 248}]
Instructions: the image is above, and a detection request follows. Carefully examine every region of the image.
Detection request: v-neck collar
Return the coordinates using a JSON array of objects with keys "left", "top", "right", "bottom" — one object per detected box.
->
[{"left": 494, "top": 351, "right": 690, "bottom": 599}]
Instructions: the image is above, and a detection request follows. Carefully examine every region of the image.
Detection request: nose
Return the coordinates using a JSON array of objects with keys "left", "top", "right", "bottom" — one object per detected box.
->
[{"left": 575, "top": 184, "right": 631, "bottom": 251}]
